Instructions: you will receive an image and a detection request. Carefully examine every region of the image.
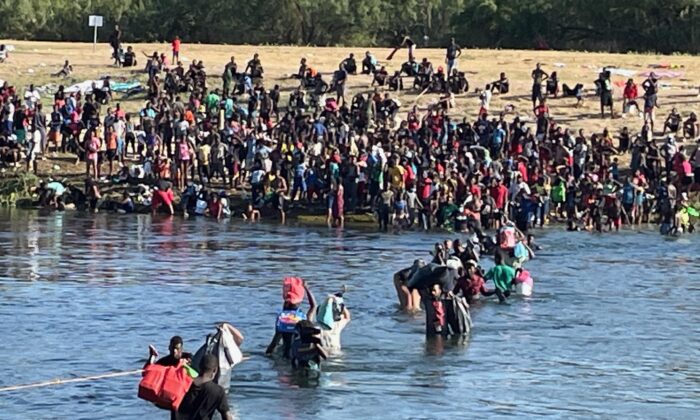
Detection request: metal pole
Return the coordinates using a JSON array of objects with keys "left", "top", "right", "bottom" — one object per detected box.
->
[{"left": 93, "top": 25, "right": 97, "bottom": 52}]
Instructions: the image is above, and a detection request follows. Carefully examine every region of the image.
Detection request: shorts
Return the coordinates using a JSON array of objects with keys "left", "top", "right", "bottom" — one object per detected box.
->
[
  {"left": 682, "top": 175, "right": 694, "bottom": 186},
  {"left": 600, "top": 91, "right": 613, "bottom": 106},
  {"left": 531, "top": 84, "right": 542, "bottom": 102},
  {"left": 276, "top": 194, "right": 286, "bottom": 210},
  {"left": 49, "top": 130, "right": 61, "bottom": 143},
  {"left": 107, "top": 149, "right": 117, "bottom": 160},
  {"left": 447, "top": 58, "right": 457, "bottom": 70}
]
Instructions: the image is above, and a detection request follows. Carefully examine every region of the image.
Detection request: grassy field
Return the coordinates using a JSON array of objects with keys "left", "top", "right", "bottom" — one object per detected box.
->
[
  {"left": 0, "top": 40, "right": 699, "bottom": 180},
  {"left": 1, "top": 40, "right": 699, "bottom": 131}
]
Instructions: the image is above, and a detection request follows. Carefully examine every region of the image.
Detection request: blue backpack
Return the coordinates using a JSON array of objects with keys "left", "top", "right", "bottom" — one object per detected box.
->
[{"left": 276, "top": 309, "right": 307, "bottom": 334}]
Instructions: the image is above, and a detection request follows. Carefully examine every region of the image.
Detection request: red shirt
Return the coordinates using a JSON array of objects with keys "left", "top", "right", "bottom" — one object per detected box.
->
[
  {"left": 490, "top": 184, "right": 508, "bottom": 210},
  {"left": 172, "top": 39, "right": 181, "bottom": 52},
  {"left": 469, "top": 184, "right": 481, "bottom": 199},
  {"left": 420, "top": 178, "right": 433, "bottom": 201},
  {"left": 518, "top": 162, "right": 528, "bottom": 183},
  {"left": 208, "top": 200, "right": 221, "bottom": 217},
  {"left": 431, "top": 300, "right": 445, "bottom": 329},
  {"left": 623, "top": 84, "right": 638, "bottom": 100}
]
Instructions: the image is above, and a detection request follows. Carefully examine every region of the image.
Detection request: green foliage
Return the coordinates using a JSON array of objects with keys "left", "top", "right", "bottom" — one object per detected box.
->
[
  {"left": 453, "top": 0, "right": 700, "bottom": 53},
  {"left": 0, "top": 172, "right": 39, "bottom": 206},
  {"left": 0, "top": 0, "right": 698, "bottom": 53}
]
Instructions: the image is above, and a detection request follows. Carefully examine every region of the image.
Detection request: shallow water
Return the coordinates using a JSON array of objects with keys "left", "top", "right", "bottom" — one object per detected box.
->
[{"left": 0, "top": 209, "right": 698, "bottom": 419}]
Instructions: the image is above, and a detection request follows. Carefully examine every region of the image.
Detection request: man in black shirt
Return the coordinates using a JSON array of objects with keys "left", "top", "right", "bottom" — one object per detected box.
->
[
  {"left": 144, "top": 336, "right": 193, "bottom": 420},
  {"left": 178, "top": 354, "right": 232, "bottom": 420},
  {"left": 145, "top": 336, "right": 192, "bottom": 367},
  {"left": 109, "top": 25, "right": 122, "bottom": 65},
  {"left": 445, "top": 37, "right": 462, "bottom": 75}
]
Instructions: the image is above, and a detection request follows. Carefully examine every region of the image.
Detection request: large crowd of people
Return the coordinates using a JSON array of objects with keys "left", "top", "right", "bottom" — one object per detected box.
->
[{"left": 1, "top": 33, "right": 698, "bottom": 235}]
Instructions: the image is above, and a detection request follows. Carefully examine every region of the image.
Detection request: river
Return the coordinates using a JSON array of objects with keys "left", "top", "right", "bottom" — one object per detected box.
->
[{"left": 0, "top": 209, "right": 698, "bottom": 419}]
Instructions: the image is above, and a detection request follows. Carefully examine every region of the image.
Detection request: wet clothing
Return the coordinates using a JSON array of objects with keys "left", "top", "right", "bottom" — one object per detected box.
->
[
  {"left": 484, "top": 265, "right": 515, "bottom": 292},
  {"left": 178, "top": 380, "right": 229, "bottom": 420}
]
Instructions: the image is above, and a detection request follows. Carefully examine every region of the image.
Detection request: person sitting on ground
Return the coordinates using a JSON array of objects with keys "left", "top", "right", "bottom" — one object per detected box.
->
[
  {"left": 122, "top": 46, "right": 137, "bottom": 67},
  {"left": 491, "top": 72, "right": 509, "bottom": 94},
  {"left": 663, "top": 107, "right": 682, "bottom": 135},
  {"left": 546, "top": 71, "right": 559, "bottom": 97},
  {"left": 0, "top": 44, "right": 8, "bottom": 63},
  {"left": 372, "top": 66, "right": 389, "bottom": 87},
  {"left": 400, "top": 59, "right": 418, "bottom": 77},
  {"left": 177, "top": 354, "right": 234, "bottom": 420},
  {"left": 53, "top": 60, "right": 73, "bottom": 78},
  {"left": 414, "top": 58, "right": 433, "bottom": 90},
  {"left": 362, "top": 51, "right": 377, "bottom": 74},
  {"left": 683, "top": 112, "right": 699, "bottom": 140},
  {"left": 341, "top": 53, "right": 357, "bottom": 75},
  {"left": 449, "top": 69, "right": 469, "bottom": 94},
  {"left": 562, "top": 82, "right": 584, "bottom": 107},
  {"left": 388, "top": 71, "right": 403, "bottom": 91},
  {"left": 432, "top": 66, "right": 448, "bottom": 92}
]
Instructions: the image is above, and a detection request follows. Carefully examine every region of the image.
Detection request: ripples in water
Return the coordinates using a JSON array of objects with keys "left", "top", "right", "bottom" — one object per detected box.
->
[{"left": 0, "top": 209, "right": 699, "bottom": 419}]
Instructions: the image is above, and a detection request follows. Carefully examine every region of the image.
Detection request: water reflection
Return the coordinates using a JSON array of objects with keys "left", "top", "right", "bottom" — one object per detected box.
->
[{"left": 0, "top": 210, "right": 698, "bottom": 419}]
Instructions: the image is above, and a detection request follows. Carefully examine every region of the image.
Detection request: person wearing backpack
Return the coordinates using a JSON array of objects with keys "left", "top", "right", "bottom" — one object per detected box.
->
[{"left": 265, "top": 279, "right": 317, "bottom": 358}]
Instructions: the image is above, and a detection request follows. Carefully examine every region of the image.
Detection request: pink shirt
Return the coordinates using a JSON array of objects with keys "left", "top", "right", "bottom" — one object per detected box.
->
[
  {"left": 681, "top": 160, "right": 692, "bottom": 176},
  {"left": 87, "top": 137, "right": 100, "bottom": 161}
]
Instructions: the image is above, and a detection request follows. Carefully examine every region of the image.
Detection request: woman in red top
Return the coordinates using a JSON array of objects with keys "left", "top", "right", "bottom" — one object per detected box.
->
[{"left": 623, "top": 79, "right": 640, "bottom": 114}]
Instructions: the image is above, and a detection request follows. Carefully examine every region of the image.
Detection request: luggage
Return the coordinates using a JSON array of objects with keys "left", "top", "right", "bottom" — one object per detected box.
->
[
  {"left": 191, "top": 326, "right": 243, "bottom": 394},
  {"left": 444, "top": 295, "right": 472, "bottom": 336},
  {"left": 138, "top": 363, "right": 193, "bottom": 410},
  {"left": 283, "top": 277, "right": 305, "bottom": 305}
]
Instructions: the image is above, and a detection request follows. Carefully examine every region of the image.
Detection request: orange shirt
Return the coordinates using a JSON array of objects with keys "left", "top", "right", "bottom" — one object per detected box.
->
[
  {"left": 184, "top": 110, "right": 194, "bottom": 124},
  {"left": 107, "top": 133, "right": 117, "bottom": 150}
]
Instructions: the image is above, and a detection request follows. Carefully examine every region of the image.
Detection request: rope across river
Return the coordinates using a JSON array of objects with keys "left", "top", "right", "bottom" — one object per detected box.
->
[
  {"left": 0, "top": 369, "right": 144, "bottom": 393},
  {"left": 0, "top": 355, "right": 251, "bottom": 393}
]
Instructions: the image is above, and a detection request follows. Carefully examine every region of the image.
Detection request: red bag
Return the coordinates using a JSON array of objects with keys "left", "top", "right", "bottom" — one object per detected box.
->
[
  {"left": 138, "top": 363, "right": 193, "bottom": 410},
  {"left": 283, "top": 277, "right": 305, "bottom": 305}
]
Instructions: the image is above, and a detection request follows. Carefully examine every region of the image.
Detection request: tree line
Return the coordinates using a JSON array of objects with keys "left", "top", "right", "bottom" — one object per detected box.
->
[{"left": 1, "top": 0, "right": 699, "bottom": 54}]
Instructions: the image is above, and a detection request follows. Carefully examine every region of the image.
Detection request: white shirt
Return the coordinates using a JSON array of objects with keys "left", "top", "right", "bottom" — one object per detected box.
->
[
  {"left": 24, "top": 89, "right": 40, "bottom": 109},
  {"left": 319, "top": 316, "right": 350, "bottom": 353},
  {"left": 113, "top": 120, "right": 126, "bottom": 138}
]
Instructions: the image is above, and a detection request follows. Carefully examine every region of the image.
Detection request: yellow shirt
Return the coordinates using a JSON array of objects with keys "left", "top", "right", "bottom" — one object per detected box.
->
[
  {"left": 198, "top": 144, "right": 211, "bottom": 165},
  {"left": 388, "top": 165, "right": 405, "bottom": 189}
]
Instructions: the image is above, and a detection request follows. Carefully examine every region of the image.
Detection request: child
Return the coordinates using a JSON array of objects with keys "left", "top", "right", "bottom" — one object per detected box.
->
[
  {"left": 479, "top": 85, "right": 492, "bottom": 115},
  {"left": 290, "top": 320, "right": 328, "bottom": 371},
  {"left": 242, "top": 202, "right": 260, "bottom": 222}
]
